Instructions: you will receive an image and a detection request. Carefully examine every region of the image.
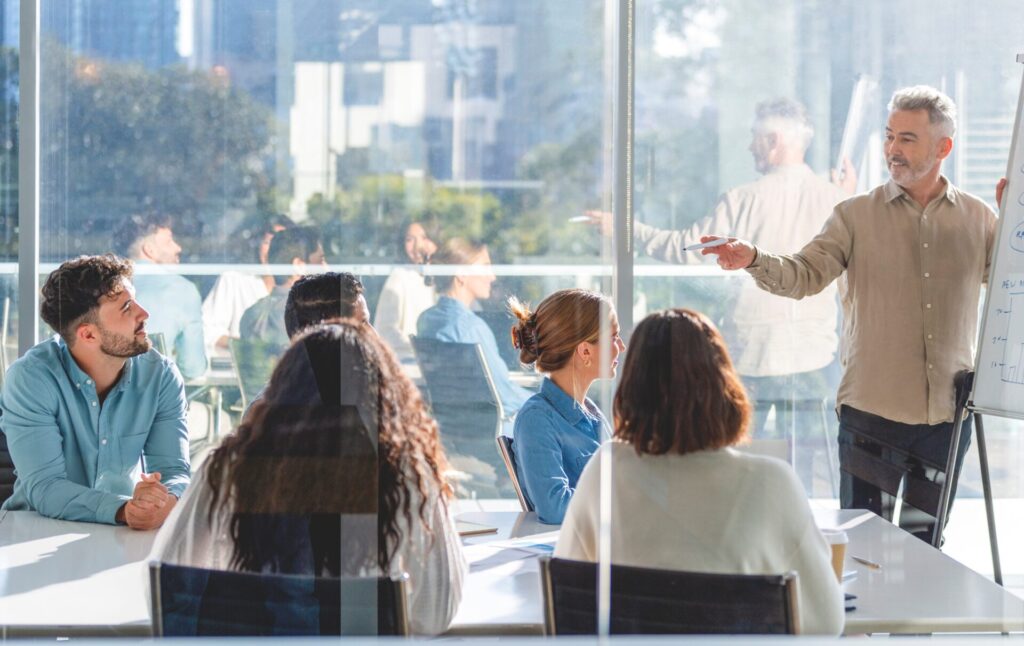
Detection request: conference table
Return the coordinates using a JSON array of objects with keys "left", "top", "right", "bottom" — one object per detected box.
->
[{"left": 0, "top": 507, "right": 1022, "bottom": 636}]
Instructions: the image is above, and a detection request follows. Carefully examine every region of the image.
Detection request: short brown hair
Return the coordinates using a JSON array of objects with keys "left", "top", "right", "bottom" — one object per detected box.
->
[
  {"left": 614, "top": 308, "right": 750, "bottom": 455},
  {"left": 508, "top": 289, "right": 614, "bottom": 372},
  {"left": 40, "top": 255, "right": 134, "bottom": 343}
]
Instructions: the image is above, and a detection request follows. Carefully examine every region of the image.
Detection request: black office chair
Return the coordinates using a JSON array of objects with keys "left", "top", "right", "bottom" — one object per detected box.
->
[
  {"left": 410, "top": 335, "right": 513, "bottom": 500},
  {"left": 540, "top": 557, "right": 799, "bottom": 635},
  {"left": 0, "top": 430, "right": 14, "bottom": 505},
  {"left": 496, "top": 435, "right": 533, "bottom": 511},
  {"left": 150, "top": 562, "right": 409, "bottom": 637},
  {"left": 229, "top": 337, "right": 286, "bottom": 410}
]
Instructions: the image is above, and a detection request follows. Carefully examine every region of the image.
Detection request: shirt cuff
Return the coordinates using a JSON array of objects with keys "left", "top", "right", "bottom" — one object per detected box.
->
[{"left": 98, "top": 495, "right": 132, "bottom": 526}]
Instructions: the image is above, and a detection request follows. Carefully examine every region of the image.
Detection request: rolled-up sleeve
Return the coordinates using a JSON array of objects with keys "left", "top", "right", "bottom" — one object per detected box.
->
[
  {"left": 746, "top": 206, "right": 852, "bottom": 300},
  {"left": 143, "top": 364, "right": 191, "bottom": 498},
  {"left": 2, "top": 362, "right": 128, "bottom": 524}
]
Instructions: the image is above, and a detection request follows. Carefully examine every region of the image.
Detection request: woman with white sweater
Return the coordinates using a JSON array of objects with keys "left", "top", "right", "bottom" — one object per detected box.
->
[
  {"left": 555, "top": 308, "right": 844, "bottom": 635},
  {"left": 152, "top": 323, "right": 465, "bottom": 636}
]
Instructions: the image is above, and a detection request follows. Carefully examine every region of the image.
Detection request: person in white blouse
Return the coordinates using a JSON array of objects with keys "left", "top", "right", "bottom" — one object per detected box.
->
[
  {"left": 201, "top": 213, "right": 294, "bottom": 354},
  {"left": 373, "top": 219, "right": 439, "bottom": 361},
  {"left": 555, "top": 308, "right": 844, "bottom": 635},
  {"left": 151, "top": 323, "right": 466, "bottom": 636}
]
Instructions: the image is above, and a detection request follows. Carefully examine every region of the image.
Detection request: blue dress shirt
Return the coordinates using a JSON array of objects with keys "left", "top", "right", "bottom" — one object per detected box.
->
[
  {"left": 514, "top": 377, "right": 607, "bottom": 524},
  {"left": 416, "top": 296, "right": 530, "bottom": 414},
  {"left": 1, "top": 336, "right": 191, "bottom": 524},
  {"left": 240, "top": 285, "right": 291, "bottom": 348},
  {"left": 133, "top": 265, "right": 208, "bottom": 380}
]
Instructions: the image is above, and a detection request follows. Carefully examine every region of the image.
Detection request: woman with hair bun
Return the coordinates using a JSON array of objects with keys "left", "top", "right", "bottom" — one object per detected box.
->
[{"left": 508, "top": 289, "right": 624, "bottom": 524}]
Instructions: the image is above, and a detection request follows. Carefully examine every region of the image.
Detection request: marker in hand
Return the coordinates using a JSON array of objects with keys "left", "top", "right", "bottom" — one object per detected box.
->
[{"left": 683, "top": 238, "right": 730, "bottom": 252}]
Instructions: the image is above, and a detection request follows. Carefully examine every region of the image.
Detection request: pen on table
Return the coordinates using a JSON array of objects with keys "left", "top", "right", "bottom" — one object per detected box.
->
[
  {"left": 851, "top": 555, "right": 882, "bottom": 570},
  {"left": 683, "top": 238, "right": 730, "bottom": 252}
]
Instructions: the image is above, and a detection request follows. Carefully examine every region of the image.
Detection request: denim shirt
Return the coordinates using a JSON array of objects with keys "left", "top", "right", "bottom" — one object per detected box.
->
[
  {"left": 416, "top": 296, "right": 530, "bottom": 414},
  {"left": 1, "top": 336, "right": 191, "bottom": 524},
  {"left": 514, "top": 377, "right": 607, "bottom": 524},
  {"left": 133, "top": 265, "right": 208, "bottom": 380}
]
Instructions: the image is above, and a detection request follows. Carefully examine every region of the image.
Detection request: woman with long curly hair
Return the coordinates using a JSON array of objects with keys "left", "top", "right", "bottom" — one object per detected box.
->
[
  {"left": 554, "top": 309, "right": 843, "bottom": 635},
  {"left": 152, "top": 324, "right": 466, "bottom": 635}
]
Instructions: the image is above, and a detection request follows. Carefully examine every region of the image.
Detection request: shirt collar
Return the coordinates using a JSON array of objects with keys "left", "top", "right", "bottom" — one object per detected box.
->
[
  {"left": 540, "top": 376, "right": 596, "bottom": 427},
  {"left": 883, "top": 176, "right": 957, "bottom": 205},
  {"left": 57, "top": 335, "right": 135, "bottom": 392},
  {"left": 438, "top": 295, "right": 471, "bottom": 315}
]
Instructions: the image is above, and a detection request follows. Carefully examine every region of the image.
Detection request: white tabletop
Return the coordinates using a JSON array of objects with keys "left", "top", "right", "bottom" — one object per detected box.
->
[
  {"left": 0, "top": 509, "right": 155, "bottom": 636},
  {"left": 3, "top": 507, "right": 1021, "bottom": 637},
  {"left": 449, "top": 508, "right": 1024, "bottom": 636}
]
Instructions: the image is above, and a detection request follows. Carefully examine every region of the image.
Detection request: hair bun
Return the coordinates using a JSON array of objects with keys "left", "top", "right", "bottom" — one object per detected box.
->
[{"left": 511, "top": 315, "right": 539, "bottom": 356}]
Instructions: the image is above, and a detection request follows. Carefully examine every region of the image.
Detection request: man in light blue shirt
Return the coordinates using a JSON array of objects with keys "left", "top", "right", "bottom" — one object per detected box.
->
[
  {"left": 1, "top": 255, "right": 190, "bottom": 528},
  {"left": 117, "top": 214, "right": 207, "bottom": 380}
]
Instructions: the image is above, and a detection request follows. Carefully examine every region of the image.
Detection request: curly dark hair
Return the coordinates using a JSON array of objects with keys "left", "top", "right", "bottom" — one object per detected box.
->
[
  {"left": 284, "top": 272, "right": 365, "bottom": 338},
  {"left": 40, "top": 255, "right": 134, "bottom": 343},
  {"left": 614, "top": 308, "right": 751, "bottom": 455},
  {"left": 205, "top": 323, "right": 452, "bottom": 575}
]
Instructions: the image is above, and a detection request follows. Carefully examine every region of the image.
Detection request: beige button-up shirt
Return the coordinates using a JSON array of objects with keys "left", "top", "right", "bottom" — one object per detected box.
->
[
  {"left": 636, "top": 164, "right": 847, "bottom": 377},
  {"left": 747, "top": 177, "right": 997, "bottom": 425}
]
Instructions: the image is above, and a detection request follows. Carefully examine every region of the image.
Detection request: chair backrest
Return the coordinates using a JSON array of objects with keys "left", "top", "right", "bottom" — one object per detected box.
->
[
  {"left": 150, "top": 562, "right": 409, "bottom": 637},
  {"left": 540, "top": 557, "right": 798, "bottom": 636},
  {"left": 475, "top": 309, "right": 521, "bottom": 370},
  {"left": 229, "top": 337, "right": 286, "bottom": 409},
  {"left": 410, "top": 335, "right": 509, "bottom": 499},
  {"left": 0, "top": 430, "right": 14, "bottom": 505},
  {"left": 149, "top": 332, "right": 168, "bottom": 356},
  {"left": 496, "top": 435, "right": 533, "bottom": 512}
]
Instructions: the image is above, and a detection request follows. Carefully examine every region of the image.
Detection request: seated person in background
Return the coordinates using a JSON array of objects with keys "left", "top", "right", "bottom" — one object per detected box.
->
[
  {"left": 2, "top": 255, "right": 189, "bottom": 528},
  {"left": 374, "top": 218, "right": 439, "bottom": 362},
  {"left": 508, "top": 289, "right": 623, "bottom": 524},
  {"left": 152, "top": 324, "right": 466, "bottom": 635},
  {"left": 285, "top": 271, "right": 371, "bottom": 339},
  {"left": 417, "top": 238, "right": 530, "bottom": 416},
  {"left": 239, "top": 226, "right": 325, "bottom": 348},
  {"left": 555, "top": 308, "right": 843, "bottom": 635},
  {"left": 116, "top": 212, "right": 207, "bottom": 380},
  {"left": 240, "top": 271, "right": 371, "bottom": 413},
  {"left": 202, "top": 213, "right": 294, "bottom": 354}
]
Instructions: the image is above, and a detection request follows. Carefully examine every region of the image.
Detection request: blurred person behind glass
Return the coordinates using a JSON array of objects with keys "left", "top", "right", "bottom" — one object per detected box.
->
[
  {"left": 202, "top": 213, "right": 294, "bottom": 353},
  {"left": 152, "top": 324, "right": 466, "bottom": 635},
  {"left": 116, "top": 213, "right": 207, "bottom": 380},
  {"left": 416, "top": 238, "right": 531, "bottom": 418},
  {"left": 239, "top": 226, "right": 326, "bottom": 349},
  {"left": 374, "top": 218, "right": 440, "bottom": 362},
  {"left": 586, "top": 99, "right": 851, "bottom": 479},
  {"left": 556, "top": 308, "right": 844, "bottom": 635},
  {"left": 508, "top": 289, "right": 623, "bottom": 524}
]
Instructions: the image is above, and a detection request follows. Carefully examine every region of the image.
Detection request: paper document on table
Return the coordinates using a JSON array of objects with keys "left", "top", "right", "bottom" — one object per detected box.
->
[
  {"left": 488, "top": 530, "right": 560, "bottom": 554},
  {"left": 464, "top": 543, "right": 539, "bottom": 573}
]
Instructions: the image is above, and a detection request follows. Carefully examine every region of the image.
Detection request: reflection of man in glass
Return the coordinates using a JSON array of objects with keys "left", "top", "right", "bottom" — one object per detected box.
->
[
  {"left": 117, "top": 213, "right": 208, "bottom": 380},
  {"left": 240, "top": 227, "right": 327, "bottom": 348},
  {"left": 587, "top": 99, "right": 849, "bottom": 488}
]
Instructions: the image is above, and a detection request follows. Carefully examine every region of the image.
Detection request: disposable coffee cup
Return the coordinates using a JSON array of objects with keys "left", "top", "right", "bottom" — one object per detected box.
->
[{"left": 821, "top": 529, "right": 848, "bottom": 582}]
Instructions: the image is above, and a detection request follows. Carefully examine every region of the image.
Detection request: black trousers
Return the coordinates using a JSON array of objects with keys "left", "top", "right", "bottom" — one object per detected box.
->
[{"left": 838, "top": 405, "right": 972, "bottom": 543}]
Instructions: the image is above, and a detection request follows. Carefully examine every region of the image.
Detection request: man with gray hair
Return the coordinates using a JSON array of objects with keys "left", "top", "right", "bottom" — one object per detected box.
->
[
  {"left": 706, "top": 85, "right": 997, "bottom": 542},
  {"left": 586, "top": 98, "right": 851, "bottom": 494}
]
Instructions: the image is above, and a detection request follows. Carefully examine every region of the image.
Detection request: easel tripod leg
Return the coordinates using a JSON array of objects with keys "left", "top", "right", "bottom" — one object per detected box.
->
[{"left": 974, "top": 412, "right": 1003, "bottom": 586}]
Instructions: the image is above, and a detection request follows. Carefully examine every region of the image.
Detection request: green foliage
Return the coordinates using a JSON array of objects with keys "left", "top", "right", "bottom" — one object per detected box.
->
[
  {"left": 307, "top": 175, "right": 511, "bottom": 262},
  {"left": 37, "top": 40, "right": 273, "bottom": 260}
]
